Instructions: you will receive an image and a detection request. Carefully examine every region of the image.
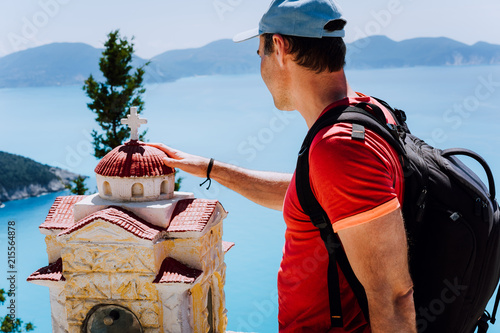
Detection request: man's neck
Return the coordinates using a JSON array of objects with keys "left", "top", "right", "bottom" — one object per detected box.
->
[{"left": 290, "top": 68, "right": 357, "bottom": 128}]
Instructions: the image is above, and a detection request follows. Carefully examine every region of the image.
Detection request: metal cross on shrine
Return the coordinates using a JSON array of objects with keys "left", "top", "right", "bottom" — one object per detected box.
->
[{"left": 121, "top": 107, "right": 147, "bottom": 141}]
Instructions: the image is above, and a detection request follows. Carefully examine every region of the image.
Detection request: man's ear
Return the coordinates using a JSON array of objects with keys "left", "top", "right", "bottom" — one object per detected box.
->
[{"left": 272, "top": 34, "right": 290, "bottom": 67}]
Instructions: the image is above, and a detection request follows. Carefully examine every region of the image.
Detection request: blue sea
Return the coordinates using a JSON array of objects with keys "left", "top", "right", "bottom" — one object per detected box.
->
[{"left": 1, "top": 65, "right": 500, "bottom": 332}]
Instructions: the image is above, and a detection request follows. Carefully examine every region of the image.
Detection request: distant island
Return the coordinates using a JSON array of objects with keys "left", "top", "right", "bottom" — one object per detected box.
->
[
  {"left": 0, "top": 151, "right": 79, "bottom": 203},
  {"left": 0, "top": 35, "right": 499, "bottom": 88}
]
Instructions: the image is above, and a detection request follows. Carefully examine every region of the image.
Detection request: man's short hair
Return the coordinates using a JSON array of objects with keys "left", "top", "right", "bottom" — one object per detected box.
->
[{"left": 263, "top": 33, "right": 346, "bottom": 73}]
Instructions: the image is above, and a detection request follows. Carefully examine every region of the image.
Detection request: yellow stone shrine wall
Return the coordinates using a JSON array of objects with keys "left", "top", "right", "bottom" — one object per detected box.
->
[
  {"left": 53, "top": 217, "right": 229, "bottom": 332},
  {"left": 189, "top": 223, "right": 228, "bottom": 333},
  {"left": 44, "top": 234, "right": 63, "bottom": 264},
  {"left": 60, "top": 221, "right": 162, "bottom": 332}
]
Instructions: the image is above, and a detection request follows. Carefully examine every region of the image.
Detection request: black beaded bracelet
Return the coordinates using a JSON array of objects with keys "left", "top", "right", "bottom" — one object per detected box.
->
[{"left": 199, "top": 158, "right": 215, "bottom": 190}]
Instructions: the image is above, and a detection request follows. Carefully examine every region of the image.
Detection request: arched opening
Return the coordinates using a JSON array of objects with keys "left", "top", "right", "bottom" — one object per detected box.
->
[
  {"left": 160, "top": 180, "right": 169, "bottom": 194},
  {"left": 103, "top": 181, "right": 112, "bottom": 196},
  {"left": 131, "top": 183, "right": 144, "bottom": 198},
  {"left": 207, "top": 286, "right": 214, "bottom": 333}
]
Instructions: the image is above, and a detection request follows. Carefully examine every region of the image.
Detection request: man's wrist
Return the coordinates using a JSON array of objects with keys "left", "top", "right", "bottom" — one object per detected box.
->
[{"left": 199, "top": 158, "right": 215, "bottom": 189}]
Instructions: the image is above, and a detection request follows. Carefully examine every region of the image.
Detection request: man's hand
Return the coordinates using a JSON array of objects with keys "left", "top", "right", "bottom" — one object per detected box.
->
[
  {"left": 147, "top": 143, "right": 211, "bottom": 178},
  {"left": 146, "top": 143, "right": 292, "bottom": 211}
]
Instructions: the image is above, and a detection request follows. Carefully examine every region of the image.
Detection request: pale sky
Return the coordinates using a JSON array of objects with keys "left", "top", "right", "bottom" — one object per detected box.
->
[{"left": 1, "top": 0, "right": 499, "bottom": 59}]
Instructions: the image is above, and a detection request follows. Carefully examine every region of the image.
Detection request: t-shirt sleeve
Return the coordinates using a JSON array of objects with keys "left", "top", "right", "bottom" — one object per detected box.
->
[{"left": 309, "top": 128, "right": 400, "bottom": 232}]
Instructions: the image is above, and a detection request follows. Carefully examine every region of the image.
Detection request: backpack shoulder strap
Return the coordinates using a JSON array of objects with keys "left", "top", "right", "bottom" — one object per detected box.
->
[
  {"left": 295, "top": 101, "right": 406, "bottom": 327},
  {"left": 372, "top": 96, "right": 411, "bottom": 134},
  {"left": 296, "top": 105, "right": 369, "bottom": 327}
]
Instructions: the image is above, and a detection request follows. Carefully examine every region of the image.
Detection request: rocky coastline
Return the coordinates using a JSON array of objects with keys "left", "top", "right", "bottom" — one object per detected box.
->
[
  {"left": 0, "top": 174, "right": 74, "bottom": 202},
  {"left": 0, "top": 152, "right": 80, "bottom": 204}
]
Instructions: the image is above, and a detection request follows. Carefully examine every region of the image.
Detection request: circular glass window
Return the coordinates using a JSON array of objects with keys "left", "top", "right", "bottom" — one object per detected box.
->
[{"left": 83, "top": 304, "right": 143, "bottom": 333}]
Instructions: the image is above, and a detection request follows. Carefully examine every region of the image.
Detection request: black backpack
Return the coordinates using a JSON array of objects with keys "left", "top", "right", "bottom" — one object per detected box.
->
[{"left": 295, "top": 98, "right": 500, "bottom": 333}]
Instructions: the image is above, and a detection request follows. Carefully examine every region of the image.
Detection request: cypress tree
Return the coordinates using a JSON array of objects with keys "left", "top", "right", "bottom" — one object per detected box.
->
[
  {"left": 65, "top": 175, "right": 89, "bottom": 195},
  {"left": 83, "top": 30, "right": 182, "bottom": 190},
  {"left": 83, "top": 30, "right": 148, "bottom": 158}
]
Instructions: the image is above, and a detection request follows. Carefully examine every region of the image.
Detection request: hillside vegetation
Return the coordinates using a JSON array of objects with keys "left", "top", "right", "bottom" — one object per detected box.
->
[{"left": 0, "top": 151, "right": 78, "bottom": 202}]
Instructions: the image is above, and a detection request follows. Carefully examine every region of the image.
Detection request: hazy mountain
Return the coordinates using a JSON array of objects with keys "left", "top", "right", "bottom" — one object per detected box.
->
[
  {"left": 0, "top": 42, "right": 147, "bottom": 88},
  {"left": 0, "top": 43, "right": 102, "bottom": 88},
  {"left": 346, "top": 35, "right": 500, "bottom": 68},
  {"left": 0, "top": 36, "right": 499, "bottom": 88},
  {"left": 147, "top": 38, "right": 260, "bottom": 82}
]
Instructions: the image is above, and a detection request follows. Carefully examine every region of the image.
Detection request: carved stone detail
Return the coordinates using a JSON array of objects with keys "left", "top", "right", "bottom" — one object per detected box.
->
[
  {"left": 201, "top": 224, "right": 224, "bottom": 275},
  {"left": 110, "top": 274, "right": 158, "bottom": 301},
  {"left": 49, "top": 287, "right": 68, "bottom": 333},
  {"left": 128, "top": 300, "right": 161, "bottom": 328},
  {"left": 68, "top": 324, "right": 81, "bottom": 333},
  {"left": 62, "top": 245, "right": 155, "bottom": 274},
  {"left": 161, "top": 292, "right": 184, "bottom": 333},
  {"left": 65, "top": 273, "right": 111, "bottom": 299},
  {"left": 65, "top": 299, "right": 98, "bottom": 324}
]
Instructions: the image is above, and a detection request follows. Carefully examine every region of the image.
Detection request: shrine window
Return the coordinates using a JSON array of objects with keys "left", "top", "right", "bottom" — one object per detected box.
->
[
  {"left": 132, "top": 183, "right": 144, "bottom": 198},
  {"left": 103, "top": 181, "right": 112, "bottom": 196},
  {"left": 160, "top": 180, "right": 169, "bottom": 194}
]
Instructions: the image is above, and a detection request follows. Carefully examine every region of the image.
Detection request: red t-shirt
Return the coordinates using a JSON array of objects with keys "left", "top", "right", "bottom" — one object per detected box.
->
[{"left": 279, "top": 95, "right": 404, "bottom": 332}]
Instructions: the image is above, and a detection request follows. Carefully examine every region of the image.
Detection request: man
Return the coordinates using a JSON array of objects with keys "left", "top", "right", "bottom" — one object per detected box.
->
[{"left": 149, "top": 0, "right": 416, "bottom": 331}]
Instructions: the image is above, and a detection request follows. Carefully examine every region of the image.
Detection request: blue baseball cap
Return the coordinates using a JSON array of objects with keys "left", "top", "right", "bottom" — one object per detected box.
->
[{"left": 233, "top": 0, "right": 346, "bottom": 43}]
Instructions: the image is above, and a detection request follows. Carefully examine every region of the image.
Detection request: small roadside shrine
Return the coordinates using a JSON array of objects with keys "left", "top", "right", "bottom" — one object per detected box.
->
[{"left": 27, "top": 107, "right": 234, "bottom": 333}]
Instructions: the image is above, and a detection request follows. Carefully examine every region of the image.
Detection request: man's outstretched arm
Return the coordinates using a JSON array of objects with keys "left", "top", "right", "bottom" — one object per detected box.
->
[
  {"left": 337, "top": 207, "right": 416, "bottom": 333},
  {"left": 148, "top": 143, "right": 292, "bottom": 211}
]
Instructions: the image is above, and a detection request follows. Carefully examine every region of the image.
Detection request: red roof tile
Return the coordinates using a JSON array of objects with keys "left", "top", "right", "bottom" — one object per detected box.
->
[
  {"left": 167, "top": 199, "right": 219, "bottom": 233},
  {"left": 27, "top": 258, "right": 65, "bottom": 282},
  {"left": 222, "top": 241, "right": 235, "bottom": 253},
  {"left": 40, "top": 196, "right": 86, "bottom": 230},
  {"left": 58, "top": 206, "right": 165, "bottom": 241},
  {"left": 94, "top": 141, "right": 174, "bottom": 178},
  {"left": 153, "top": 257, "right": 202, "bottom": 284}
]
